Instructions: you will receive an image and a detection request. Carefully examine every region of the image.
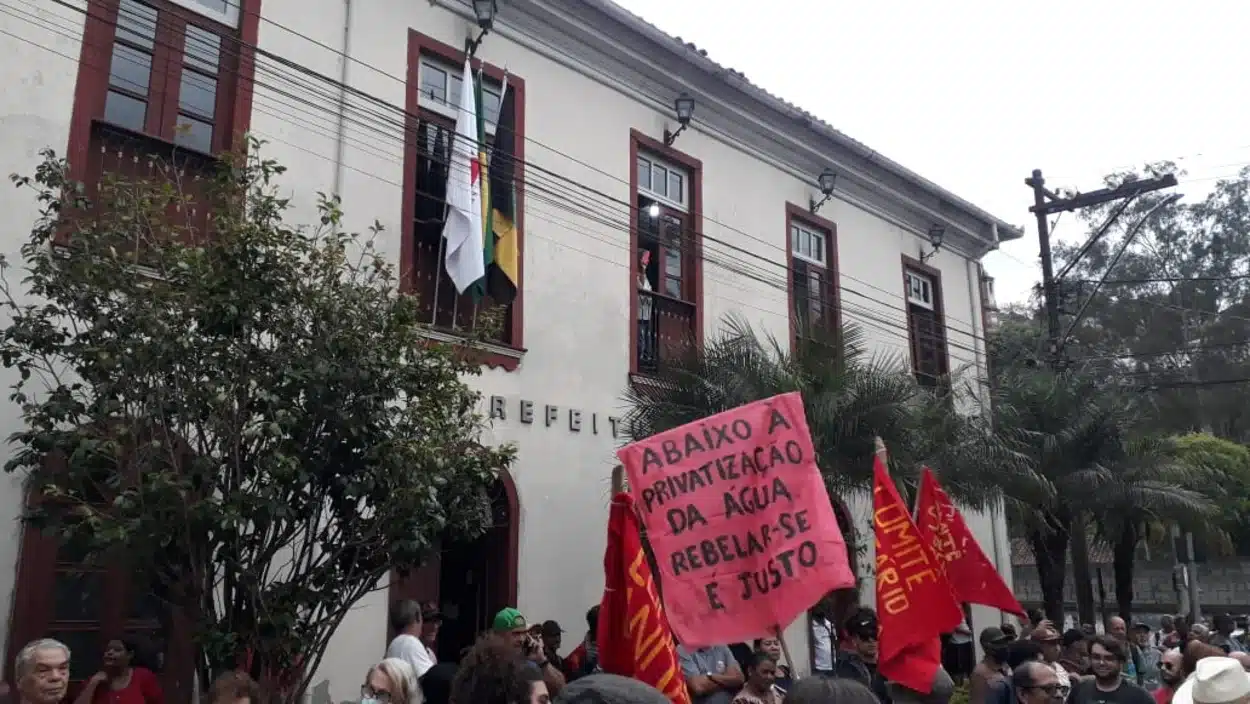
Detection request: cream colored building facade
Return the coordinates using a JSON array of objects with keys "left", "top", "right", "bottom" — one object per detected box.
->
[{"left": 0, "top": 0, "right": 1019, "bottom": 700}]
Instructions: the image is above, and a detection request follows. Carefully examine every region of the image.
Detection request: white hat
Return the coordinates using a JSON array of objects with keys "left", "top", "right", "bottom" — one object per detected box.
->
[{"left": 1174, "top": 657, "right": 1250, "bottom": 704}]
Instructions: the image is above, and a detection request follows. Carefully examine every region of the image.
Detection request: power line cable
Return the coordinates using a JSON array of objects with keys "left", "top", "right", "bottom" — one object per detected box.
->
[{"left": 12, "top": 0, "right": 1001, "bottom": 357}]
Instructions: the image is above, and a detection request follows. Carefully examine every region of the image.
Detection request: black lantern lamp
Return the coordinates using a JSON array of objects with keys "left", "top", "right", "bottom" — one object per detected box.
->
[
  {"left": 920, "top": 224, "right": 946, "bottom": 263},
  {"left": 466, "top": 0, "right": 498, "bottom": 56},
  {"left": 663, "top": 93, "right": 696, "bottom": 146},
  {"left": 809, "top": 168, "right": 837, "bottom": 214}
]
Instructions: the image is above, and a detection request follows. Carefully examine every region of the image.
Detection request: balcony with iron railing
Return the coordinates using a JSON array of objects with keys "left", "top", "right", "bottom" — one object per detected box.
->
[{"left": 636, "top": 288, "right": 696, "bottom": 374}]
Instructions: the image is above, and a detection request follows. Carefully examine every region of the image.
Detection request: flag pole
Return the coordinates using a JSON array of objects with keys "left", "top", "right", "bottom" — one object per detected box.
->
[
  {"left": 773, "top": 624, "right": 797, "bottom": 681},
  {"left": 611, "top": 464, "right": 626, "bottom": 494}
]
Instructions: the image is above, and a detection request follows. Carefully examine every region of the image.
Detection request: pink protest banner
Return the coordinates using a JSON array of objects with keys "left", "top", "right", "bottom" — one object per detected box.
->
[{"left": 617, "top": 391, "right": 855, "bottom": 648}]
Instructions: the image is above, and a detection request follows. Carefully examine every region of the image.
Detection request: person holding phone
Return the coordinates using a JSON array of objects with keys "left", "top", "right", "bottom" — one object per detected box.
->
[{"left": 492, "top": 608, "right": 567, "bottom": 696}]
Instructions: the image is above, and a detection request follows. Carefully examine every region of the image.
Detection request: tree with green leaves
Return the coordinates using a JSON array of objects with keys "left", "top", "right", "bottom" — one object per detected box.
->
[
  {"left": 987, "top": 312, "right": 1223, "bottom": 623},
  {"left": 1051, "top": 165, "right": 1250, "bottom": 439},
  {"left": 1, "top": 143, "right": 512, "bottom": 701}
]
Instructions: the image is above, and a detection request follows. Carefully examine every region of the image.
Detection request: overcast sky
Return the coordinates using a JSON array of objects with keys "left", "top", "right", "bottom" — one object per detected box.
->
[{"left": 612, "top": 0, "right": 1249, "bottom": 306}]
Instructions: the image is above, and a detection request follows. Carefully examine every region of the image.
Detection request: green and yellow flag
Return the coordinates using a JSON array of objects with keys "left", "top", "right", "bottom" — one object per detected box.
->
[
  {"left": 473, "top": 71, "right": 492, "bottom": 302},
  {"left": 487, "top": 78, "right": 519, "bottom": 305}
]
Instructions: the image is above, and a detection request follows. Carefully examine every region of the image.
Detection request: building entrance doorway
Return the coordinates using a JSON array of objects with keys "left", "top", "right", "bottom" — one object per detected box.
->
[{"left": 388, "top": 473, "right": 518, "bottom": 662}]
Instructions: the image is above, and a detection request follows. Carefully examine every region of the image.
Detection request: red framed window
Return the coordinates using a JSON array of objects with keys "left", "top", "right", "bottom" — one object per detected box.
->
[
  {"left": 786, "top": 205, "right": 840, "bottom": 350},
  {"left": 6, "top": 468, "right": 189, "bottom": 700},
  {"left": 67, "top": 0, "right": 259, "bottom": 237},
  {"left": 903, "top": 258, "right": 950, "bottom": 388},
  {"left": 632, "top": 147, "right": 700, "bottom": 374},
  {"left": 401, "top": 32, "right": 526, "bottom": 369}
]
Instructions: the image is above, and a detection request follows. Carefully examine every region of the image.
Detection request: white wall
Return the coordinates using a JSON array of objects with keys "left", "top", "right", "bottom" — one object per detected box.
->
[
  {"left": 0, "top": 0, "right": 1013, "bottom": 698},
  {"left": 0, "top": 0, "right": 88, "bottom": 654}
]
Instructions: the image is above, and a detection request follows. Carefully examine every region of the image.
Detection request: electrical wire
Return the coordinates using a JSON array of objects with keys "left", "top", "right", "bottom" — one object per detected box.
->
[{"left": 8, "top": 0, "right": 1001, "bottom": 360}]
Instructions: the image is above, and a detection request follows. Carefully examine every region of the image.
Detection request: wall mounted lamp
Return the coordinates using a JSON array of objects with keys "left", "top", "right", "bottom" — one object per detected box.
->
[
  {"left": 809, "top": 168, "right": 837, "bottom": 214},
  {"left": 920, "top": 224, "right": 946, "bottom": 263},
  {"left": 663, "top": 93, "right": 696, "bottom": 146},
  {"left": 465, "top": 0, "right": 498, "bottom": 57}
]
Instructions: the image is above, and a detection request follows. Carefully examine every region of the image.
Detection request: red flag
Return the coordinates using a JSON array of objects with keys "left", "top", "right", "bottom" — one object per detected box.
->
[
  {"left": 598, "top": 493, "right": 691, "bottom": 704},
  {"left": 873, "top": 457, "right": 962, "bottom": 693},
  {"left": 916, "top": 468, "right": 1026, "bottom": 618}
]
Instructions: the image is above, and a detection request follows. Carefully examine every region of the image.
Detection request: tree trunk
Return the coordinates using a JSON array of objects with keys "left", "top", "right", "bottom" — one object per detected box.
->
[
  {"left": 830, "top": 494, "right": 860, "bottom": 579},
  {"left": 1114, "top": 523, "right": 1138, "bottom": 623},
  {"left": 1029, "top": 526, "right": 1070, "bottom": 624},
  {"left": 1070, "top": 519, "right": 1097, "bottom": 626}
]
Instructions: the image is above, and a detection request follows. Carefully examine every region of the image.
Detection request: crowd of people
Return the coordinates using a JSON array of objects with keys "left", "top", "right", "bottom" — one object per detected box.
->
[
  {"left": 7, "top": 601, "right": 1250, "bottom": 704},
  {"left": 965, "top": 610, "right": 1250, "bottom": 704}
]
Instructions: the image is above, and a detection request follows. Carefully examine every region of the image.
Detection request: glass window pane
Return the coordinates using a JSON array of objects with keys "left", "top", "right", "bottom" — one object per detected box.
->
[
  {"left": 651, "top": 164, "right": 666, "bottom": 196},
  {"left": 109, "top": 44, "right": 151, "bottom": 94},
  {"left": 184, "top": 26, "right": 221, "bottom": 73},
  {"left": 174, "top": 115, "right": 214, "bottom": 152},
  {"left": 668, "top": 171, "right": 683, "bottom": 202},
  {"left": 104, "top": 90, "right": 147, "bottom": 131},
  {"left": 185, "top": 0, "right": 229, "bottom": 14},
  {"left": 53, "top": 570, "right": 105, "bottom": 621},
  {"left": 790, "top": 226, "right": 801, "bottom": 254},
  {"left": 117, "top": 0, "right": 157, "bottom": 49},
  {"left": 664, "top": 275, "right": 681, "bottom": 298},
  {"left": 420, "top": 64, "right": 446, "bottom": 105},
  {"left": 637, "top": 157, "right": 651, "bottom": 190},
  {"left": 482, "top": 89, "right": 501, "bottom": 126},
  {"left": 47, "top": 630, "right": 101, "bottom": 681},
  {"left": 178, "top": 71, "right": 217, "bottom": 118},
  {"left": 813, "top": 234, "right": 824, "bottom": 262},
  {"left": 448, "top": 73, "right": 463, "bottom": 109}
]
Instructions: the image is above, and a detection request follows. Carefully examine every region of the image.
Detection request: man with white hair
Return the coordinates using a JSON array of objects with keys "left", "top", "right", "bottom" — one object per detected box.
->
[
  {"left": 12, "top": 639, "right": 70, "bottom": 704},
  {"left": 1173, "top": 656, "right": 1250, "bottom": 704}
]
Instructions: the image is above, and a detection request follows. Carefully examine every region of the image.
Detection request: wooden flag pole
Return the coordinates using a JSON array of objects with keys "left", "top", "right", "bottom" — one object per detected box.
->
[
  {"left": 874, "top": 435, "right": 888, "bottom": 463},
  {"left": 611, "top": 464, "right": 626, "bottom": 494},
  {"left": 773, "top": 624, "right": 797, "bottom": 680}
]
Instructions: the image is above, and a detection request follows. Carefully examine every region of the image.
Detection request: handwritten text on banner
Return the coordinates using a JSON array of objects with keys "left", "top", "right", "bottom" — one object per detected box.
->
[{"left": 617, "top": 392, "right": 855, "bottom": 648}]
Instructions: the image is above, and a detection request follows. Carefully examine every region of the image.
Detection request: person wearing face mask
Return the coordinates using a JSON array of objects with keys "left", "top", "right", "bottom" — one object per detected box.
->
[
  {"left": 971, "top": 627, "right": 1013, "bottom": 704},
  {"left": 361, "top": 658, "right": 421, "bottom": 704}
]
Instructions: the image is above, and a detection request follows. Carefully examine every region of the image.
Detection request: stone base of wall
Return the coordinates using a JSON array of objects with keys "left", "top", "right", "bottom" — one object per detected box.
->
[{"left": 1011, "top": 559, "right": 1250, "bottom": 614}]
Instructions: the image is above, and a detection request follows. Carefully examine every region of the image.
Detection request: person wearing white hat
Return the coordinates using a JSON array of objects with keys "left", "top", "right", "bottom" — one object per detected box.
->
[{"left": 1172, "top": 657, "right": 1250, "bottom": 704}]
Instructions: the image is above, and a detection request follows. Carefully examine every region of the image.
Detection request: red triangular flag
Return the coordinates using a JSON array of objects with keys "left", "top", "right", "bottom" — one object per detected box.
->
[
  {"left": 873, "top": 457, "right": 963, "bottom": 693},
  {"left": 916, "top": 468, "right": 1026, "bottom": 618},
  {"left": 597, "top": 493, "right": 691, "bottom": 704}
]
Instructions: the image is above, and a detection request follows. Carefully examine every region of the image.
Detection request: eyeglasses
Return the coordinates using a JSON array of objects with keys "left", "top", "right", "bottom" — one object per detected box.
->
[
  {"left": 1089, "top": 654, "right": 1120, "bottom": 663},
  {"left": 1026, "top": 684, "right": 1064, "bottom": 697},
  {"left": 360, "top": 685, "right": 394, "bottom": 703}
]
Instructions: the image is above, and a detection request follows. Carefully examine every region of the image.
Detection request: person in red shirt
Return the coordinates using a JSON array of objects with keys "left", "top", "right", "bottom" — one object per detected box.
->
[{"left": 73, "top": 637, "right": 165, "bottom": 704}]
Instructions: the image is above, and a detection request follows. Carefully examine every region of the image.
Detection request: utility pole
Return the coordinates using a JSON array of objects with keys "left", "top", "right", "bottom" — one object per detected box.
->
[
  {"left": 1025, "top": 170, "right": 1178, "bottom": 366},
  {"left": 1029, "top": 170, "right": 1063, "bottom": 363},
  {"left": 1025, "top": 169, "right": 1179, "bottom": 627}
]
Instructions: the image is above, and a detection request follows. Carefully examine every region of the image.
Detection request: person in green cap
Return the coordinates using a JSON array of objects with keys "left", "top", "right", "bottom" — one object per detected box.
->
[{"left": 493, "top": 607, "right": 567, "bottom": 695}]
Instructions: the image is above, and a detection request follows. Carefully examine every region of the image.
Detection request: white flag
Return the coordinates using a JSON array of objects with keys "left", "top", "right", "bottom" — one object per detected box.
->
[{"left": 441, "top": 58, "right": 485, "bottom": 294}]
